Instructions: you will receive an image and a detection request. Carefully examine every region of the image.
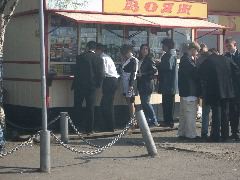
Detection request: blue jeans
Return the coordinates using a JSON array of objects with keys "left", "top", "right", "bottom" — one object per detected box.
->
[
  {"left": 201, "top": 100, "right": 211, "bottom": 136},
  {"left": 0, "top": 125, "right": 5, "bottom": 146},
  {"left": 140, "top": 93, "right": 157, "bottom": 123}
]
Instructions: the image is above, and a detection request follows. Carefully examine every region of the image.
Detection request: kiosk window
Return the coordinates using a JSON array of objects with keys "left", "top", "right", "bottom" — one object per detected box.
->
[
  {"left": 79, "top": 24, "right": 97, "bottom": 53},
  {"left": 50, "top": 16, "right": 77, "bottom": 62},
  {"left": 100, "top": 25, "right": 124, "bottom": 62},
  {"left": 173, "top": 28, "right": 191, "bottom": 58},
  {"left": 149, "top": 28, "right": 171, "bottom": 60},
  {"left": 126, "top": 27, "right": 148, "bottom": 57},
  {"left": 50, "top": 15, "right": 77, "bottom": 76}
]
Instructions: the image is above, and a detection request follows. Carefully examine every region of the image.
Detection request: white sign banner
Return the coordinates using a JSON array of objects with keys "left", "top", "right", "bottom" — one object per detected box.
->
[{"left": 47, "top": 0, "right": 102, "bottom": 12}]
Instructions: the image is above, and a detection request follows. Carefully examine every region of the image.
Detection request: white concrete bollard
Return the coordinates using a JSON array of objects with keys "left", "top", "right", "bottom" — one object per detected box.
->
[
  {"left": 136, "top": 110, "right": 158, "bottom": 157},
  {"left": 60, "top": 112, "right": 69, "bottom": 143},
  {"left": 40, "top": 130, "right": 51, "bottom": 172}
]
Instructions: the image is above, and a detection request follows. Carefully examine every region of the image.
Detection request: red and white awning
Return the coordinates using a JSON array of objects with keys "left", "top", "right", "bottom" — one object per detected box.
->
[{"left": 54, "top": 12, "right": 227, "bottom": 29}]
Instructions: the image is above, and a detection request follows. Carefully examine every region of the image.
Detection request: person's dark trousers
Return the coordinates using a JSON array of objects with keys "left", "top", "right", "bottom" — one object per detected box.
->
[
  {"left": 74, "top": 89, "right": 96, "bottom": 133},
  {"left": 162, "top": 94, "right": 175, "bottom": 126},
  {"left": 210, "top": 99, "right": 229, "bottom": 141},
  {"left": 229, "top": 101, "right": 240, "bottom": 135},
  {"left": 100, "top": 77, "right": 118, "bottom": 132},
  {"left": 220, "top": 99, "right": 230, "bottom": 140},
  {"left": 210, "top": 103, "right": 221, "bottom": 141},
  {"left": 139, "top": 93, "right": 157, "bottom": 123}
]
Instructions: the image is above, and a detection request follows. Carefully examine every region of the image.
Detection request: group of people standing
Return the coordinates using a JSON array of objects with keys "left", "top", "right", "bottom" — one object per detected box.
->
[
  {"left": 72, "top": 41, "right": 162, "bottom": 134},
  {"left": 72, "top": 37, "right": 240, "bottom": 142},
  {"left": 178, "top": 38, "right": 240, "bottom": 141}
]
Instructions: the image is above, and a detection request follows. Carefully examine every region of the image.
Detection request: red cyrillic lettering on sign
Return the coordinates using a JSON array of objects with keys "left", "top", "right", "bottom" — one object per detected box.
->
[
  {"left": 123, "top": 0, "right": 139, "bottom": 12},
  {"left": 144, "top": 2, "right": 158, "bottom": 12},
  {"left": 177, "top": 4, "right": 192, "bottom": 15},
  {"left": 161, "top": 3, "right": 174, "bottom": 13}
]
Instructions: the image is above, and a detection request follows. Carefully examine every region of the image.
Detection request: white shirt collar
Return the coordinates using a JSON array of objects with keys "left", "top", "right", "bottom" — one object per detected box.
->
[{"left": 89, "top": 50, "right": 95, "bottom": 53}]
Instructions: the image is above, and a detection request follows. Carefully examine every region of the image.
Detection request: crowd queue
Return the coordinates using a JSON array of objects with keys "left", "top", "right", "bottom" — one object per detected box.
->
[
  {"left": 72, "top": 37, "right": 240, "bottom": 142},
  {"left": 1, "top": 37, "right": 239, "bottom": 152}
]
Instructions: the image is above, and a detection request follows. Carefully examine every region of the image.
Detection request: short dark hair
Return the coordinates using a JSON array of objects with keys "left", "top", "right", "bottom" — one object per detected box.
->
[
  {"left": 120, "top": 44, "right": 133, "bottom": 55},
  {"left": 161, "top": 38, "right": 175, "bottom": 49},
  {"left": 225, "top": 37, "right": 236, "bottom": 44},
  {"left": 86, "top": 41, "right": 97, "bottom": 50}
]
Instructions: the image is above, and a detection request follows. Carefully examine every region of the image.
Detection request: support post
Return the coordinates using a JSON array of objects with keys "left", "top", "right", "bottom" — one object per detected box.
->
[
  {"left": 40, "top": 130, "right": 50, "bottom": 172},
  {"left": 60, "top": 112, "right": 69, "bottom": 143},
  {"left": 39, "top": 0, "right": 50, "bottom": 172},
  {"left": 136, "top": 110, "right": 158, "bottom": 157}
]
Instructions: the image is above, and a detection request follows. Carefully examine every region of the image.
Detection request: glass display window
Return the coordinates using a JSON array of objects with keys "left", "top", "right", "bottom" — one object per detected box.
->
[
  {"left": 49, "top": 15, "right": 78, "bottom": 76},
  {"left": 197, "top": 32, "right": 218, "bottom": 49},
  {"left": 126, "top": 26, "right": 148, "bottom": 58},
  {"left": 79, "top": 24, "right": 97, "bottom": 53},
  {"left": 50, "top": 15, "right": 78, "bottom": 63},
  {"left": 173, "top": 28, "right": 192, "bottom": 58},
  {"left": 100, "top": 25, "right": 124, "bottom": 62},
  {"left": 149, "top": 28, "right": 171, "bottom": 60}
]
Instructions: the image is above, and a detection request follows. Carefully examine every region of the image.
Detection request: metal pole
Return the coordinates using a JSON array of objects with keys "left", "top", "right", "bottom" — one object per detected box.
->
[
  {"left": 39, "top": 0, "right": 50, "bottom": 172},
  {"left": 136, "top": 110, "right": 158, "bottom": 157},
  {"left": 60, "top": 112, "right": 69, "bottom": 143}
]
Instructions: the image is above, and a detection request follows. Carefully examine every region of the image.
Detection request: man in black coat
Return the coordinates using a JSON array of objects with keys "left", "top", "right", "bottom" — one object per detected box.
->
[
  {"left": 158, "top": 38, "right": 178, "bottom": 128},
  {"left": 72, "top": 41, "right": 104, "bottom": 134},
  {"left": 198, "top": 53, "right": 239, "bottom": 141},
  {"left": 225, "top": 37, "right": 240, "bottom": 140}
]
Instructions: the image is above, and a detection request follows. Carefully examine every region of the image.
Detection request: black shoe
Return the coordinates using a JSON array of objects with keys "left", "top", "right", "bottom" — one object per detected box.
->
[
  {"left": 230, "top": 134, "right": 240, "bottom": 140},
  {"left": 84, "top": 131, "right": 94, "bottom": 136},
  {"left": 201, "top": 134, "right": 208, "bottom": 140},
  {"left": 208, "top": 137, "right": 220, "bottom": 142},
  {"left": 178, "top": 136, "right": 186, "bottom": 140},
  {"left": 187, "top": 136, "right": 201, "bottom": 141},
  {"left": 104, "top": 129, "right": 115, "bottom": 133},
  {"left": 160, "top": 122, "right": 174, "bottom": 128},
  {"left": 0, "top": 145, "right": 5, "bottom": 152}
]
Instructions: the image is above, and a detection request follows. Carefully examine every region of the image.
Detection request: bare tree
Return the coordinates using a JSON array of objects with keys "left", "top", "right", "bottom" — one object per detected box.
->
[
  {"left": 0, "top": 0, "right": 20, "bottom": 56},
  {"left": 0, "top": 0, "right": 20, "bottom": 146}
]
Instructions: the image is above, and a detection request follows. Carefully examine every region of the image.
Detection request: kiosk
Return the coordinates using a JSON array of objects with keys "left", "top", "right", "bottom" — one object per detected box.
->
[{"left": 3, "top": 0, "right": 225, "bottom": 130}]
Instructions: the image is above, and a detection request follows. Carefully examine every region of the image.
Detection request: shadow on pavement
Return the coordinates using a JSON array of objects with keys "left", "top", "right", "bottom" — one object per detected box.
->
[{"left": 0, "top": 166, "right": 39, "bottom": 174}]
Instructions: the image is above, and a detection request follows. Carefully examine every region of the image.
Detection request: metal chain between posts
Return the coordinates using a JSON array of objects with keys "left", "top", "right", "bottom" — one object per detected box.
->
[
  {"left": 67, "top": 116, "right": 101, "bottom": 148},
  {"left": 67, "top": 115, "right": 136, "bottom": 148},
  {"left": 0, "top": 115, "right": 60, "bottom": 158},
  {"left": 0, "top": 114, "right": 136, "bottom": 157},
  {"left": 0, "top": 132, "right": 40, "bottom": 158},
  {"left": 51, "top": 117, "right": 135, "bottom": 156}
]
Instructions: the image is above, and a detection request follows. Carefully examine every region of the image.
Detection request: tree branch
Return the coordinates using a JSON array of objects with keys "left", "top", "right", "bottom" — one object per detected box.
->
[
  {"left": 0, "top": 0, "right": 8, "bottom": 14},
  {"left": 5, "top": 0, "right": 20, "bottom": 25}
]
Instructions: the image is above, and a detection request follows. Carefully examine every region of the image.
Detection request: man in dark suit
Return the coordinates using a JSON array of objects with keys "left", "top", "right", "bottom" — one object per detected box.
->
[
  {"left": 158, "top": 38, "right": 178, "bottom": 128},
  {"left": 198, "top": 53, "right": 239, "bottom": 141},
  {"left": 72, "top": 41, "right": 104, "bottom": 134},
  {"left": 225, "top": 37, "right": 240, "bottom": 140}
]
